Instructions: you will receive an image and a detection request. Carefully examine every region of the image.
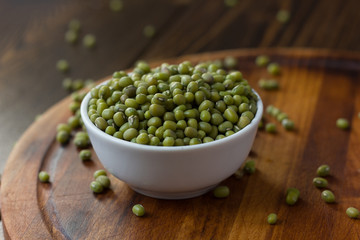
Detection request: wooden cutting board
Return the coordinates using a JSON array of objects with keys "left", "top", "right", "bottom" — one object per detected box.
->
[{"left": 2, "top": 49, "right": 360, "bottom": 240}]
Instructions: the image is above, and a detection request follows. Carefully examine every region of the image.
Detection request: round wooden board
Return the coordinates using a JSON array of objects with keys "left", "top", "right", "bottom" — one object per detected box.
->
[{"left": 2, "top": 49, "right": 360, "bottom": 240}]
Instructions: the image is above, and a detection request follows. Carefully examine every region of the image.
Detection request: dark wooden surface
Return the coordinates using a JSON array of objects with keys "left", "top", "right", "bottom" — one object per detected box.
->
[
  {"left": 2, "top": 49, "right": 360, "bottom": 239},
  {"left": 1, "top": 0, "right": 360, "bottom": 174}
]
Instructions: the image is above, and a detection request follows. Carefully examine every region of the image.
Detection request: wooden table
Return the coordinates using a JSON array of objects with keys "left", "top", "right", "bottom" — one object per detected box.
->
[
  {"left": 1, "top": 0, "right": 360, "bottom": 173},
  {"left": 1, "top": 0, "right": 360, "bottom": 239},
  {"left": 2, "top": 48, "right": 360, "bottom": 239}
]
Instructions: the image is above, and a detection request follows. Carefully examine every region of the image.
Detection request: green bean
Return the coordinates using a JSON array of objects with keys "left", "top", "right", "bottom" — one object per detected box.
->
[
  {"left": 90, "top": 181, "right": 103, "bottom": 193},
  {"left": 105, "top": 126, "right": 116, "bottom": 135},
  {"left": 312, "top": 177, "right": 328, "bottom": 188},
  {"left": 276, "top": 9, "right": 290, "bottom": 23},
  {"left": 149, "top": 104, "right": 165, "bottom": 117},
  {"left": 79, "top": 149, "right": 92, "bottom": 161},
  {"left": 265, "top": 123, "right": 276, "bottom": 133},
  {"left": 255, "top": 55, "right": 269, "bottom": 67},
  {"left": 189, "top": 138, "right": 201, "bottom": 145},
  {"left": 267, "top": 63, "right": 280, "bottom": 75},
  {"left": 321, "top": 190, "right": 335, "bottom": 203},
  {"left": 143, "top": 25, "right": 156, "bottom": 38},
  {"left": 244, "top": 160, "right": 255, "bottom": 174},
  {"left": 336, "top": 118, "right": 349, "bottom": 130},
  {"left": 65, "top": 30, "right": 78, "bottom": 44},
  {"left": 213, "top": 185, "right": 230, "bottom": 198},
  {"left": 38, "top": 171, "right": 50, "bottom": 183},
  {"left": 267, "top": 213, "right": 277, "bottom": 225},
  {"left": 163, "top": 120, "right": 177, "bottom": 131},
  {"left": 123, "top": 128, "right": 139, "bottom": 141},
  {"left": 163, "top": 136, "right": 175, "bottom": 146},
  {"left": 317, "top": 164, "right": 330, "bottom": 177},
  {"left": 258, "top": 79, "right": 279, "bottom": 90},
  {"left": 286, "top": 187, "right": 300, "bottom": 205},
  {"left": 346, "top": 207, "right": 360, "bottom": 219},
  {"left": 132, "top": 204, "right": 145, "bottom": 216},
  {"left": 200, "top": 110, "right": 211, "bottom": 122},
  {"left": 282, "top": 119, "right": 294, "bottom": 130},
  {"left": 211, "top": 113, "right": 224, "bottom": 125},
  {"left": 94, "top": 169, "right": 107, "bottom": 179},
  {"left": 233, "top": 168, "right": 244, "bottom": 179},
  {"left": 74, "top": 135, "right": 90, "bottom": 148},
  {"left": 184, "top": 127, "right": 198, "bottom": 138},
  {"left": 83, "top": 34, "right": 96, "bottom": 48},
  {"left": 239, "top": 103, "right": 249, "bottom": 113},
  {"left": 95, "top": 117, "right": 108, "bottom": 131},
  {"left": 146, "top": 117, "right": 162, "bottom": 128},
  {"left": 218, "top": 121, "right": 233, "bottom": 133},
  {"left": 224, "top": 108, "right": 239, "bottom": 123},
  {"left": 68, "top": 19, "right": 81, "bottom": 32},
  {"left": 57, "top": 123, "right": 71, "bottom": 134},
  {"left": 109, "top": 0, "right": 123, "bottom": 12},
  {"left": 56, "top": 130, "right": 70, "bottom": 144},
  {"left": 237, "top": 116, "right": 250, "bottom": 129},
  {"left": 96, "top": 175, "right": 111, "bottom": 188},
  {"left": 223, "top": 56, "right": 237, "bottom": 69},
  {"left": 56, "top": 59, "right": 70, "bottom": 73},
  {"left": 275, "top": 112, "right": 287, "bottom": 122},
  {"left": 203, "top": 136, "right": 214, "bottom": 143}
]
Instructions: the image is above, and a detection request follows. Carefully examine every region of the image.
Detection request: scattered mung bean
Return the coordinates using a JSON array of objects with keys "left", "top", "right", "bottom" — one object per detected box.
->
[
  {"left": 244, "top": 160, "right": 256, "bottom": 174},
  {"left": 312, "top": 177, "right": 328, "bottom": 188},
  {"left": 265, "top": 123, "right": 276, "bottom": 133},
  {"left": 276, "top": 10, "right": 290, "bottom": 23},
  {"left": 223, "top": 56, "right": 238, "bottom": 69},
  {"left": 321, "top": 190, "right": 335, "bottom": 203},
  {"left": 96, "top": 175, "right": 111, "bottom": 188},
  {"left": 286, "top": 187, "right": 300, "bottom": 205},
  {"left": 79, "top": 149, "right": 92, "bottom": 161},
  {"left": 258, "top": 79, "right": 279, "bottom": 90},
  {"left": 282, "top": 119, "right": 294, "bottom": 130},
  {"left": 83, "top": 34, "right": 96, "bottom": 48},
  {"left": 267, "top": 213, "right": 277, "bottom": 225},
  {"left": 224, "top": 0, "right": 238, "bottom": 7},
  {"left": 255, "top": 55, "right": 269, "bottom": 67},
  {"left": 94, "top": 169, "right": 107, "bottom": 179},
  {"left": 143, "top": 25, "right": 156, "bottom": 38},
  {"left": 213, "top": 185, "right": 230, "bottom": 198},
  {"left": 56, "top": 130, "right": 70, "bottom": 144},
  {"left": 38, "top": 171, "right": 50, "bottom": 183},
  {"left": 56, "top": 59, "right": 70, "bottom": 73},
  {"left": 68, "top": 19, "right": 81, "bottom": 32},
  {"left": 65, "top": 30, "right": 78, "bottom": 44},
  {"left": 336, "top": 118, "right": 349, "bottom": 130},
  {"left": 109, "top": 0, "right": 123, "bottom": 12},
  {"left": 346, "top": 207, "right": 360, "bottom": 219},
  {"left": 267, "top": 63, "right": 280, "bottom": 75},
  {"left": 90, "top": 181, "right": 104, "bottom": 193},
  {"left": 317, "top": 164, "right": 330, "bottom": 177},
  {"left": 132, "top": 204, "right": 145, "bottom": 216},
  {"left": 234, "top": 168, "right": 244, "bottom": 179}
]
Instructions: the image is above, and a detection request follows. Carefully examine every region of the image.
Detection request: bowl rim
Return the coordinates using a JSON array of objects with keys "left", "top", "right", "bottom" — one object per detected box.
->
[{"left": 80, "top": 79, "right": 263, "bottom": 153}]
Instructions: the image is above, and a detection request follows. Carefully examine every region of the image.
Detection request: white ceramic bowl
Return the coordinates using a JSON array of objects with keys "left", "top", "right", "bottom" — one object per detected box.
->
[{"left": 81, "top": 81, "right": 263, "bottom": 199}]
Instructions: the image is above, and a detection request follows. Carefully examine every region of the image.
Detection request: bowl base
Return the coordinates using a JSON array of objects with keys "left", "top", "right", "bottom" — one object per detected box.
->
[{"left": 130, "top": 184, "right": 217, "bottom": 200}]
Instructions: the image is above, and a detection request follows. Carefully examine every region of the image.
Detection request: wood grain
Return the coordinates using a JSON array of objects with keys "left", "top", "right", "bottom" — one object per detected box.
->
[{"left": 2, "top": 49, "right": 360, "bottom": 239}]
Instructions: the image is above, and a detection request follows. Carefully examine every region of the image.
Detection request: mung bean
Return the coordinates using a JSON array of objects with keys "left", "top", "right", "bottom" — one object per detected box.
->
[
  {"left": 321, "top": 190, "right": 335, "bottom": 203},
  {"left": 213, "top": 185, "right": 230, "bottom": 198},
  {"left": 346, "top": 207, "right": 359, "bottom": 219},
  {"left": 267, "top": 213, "right": 277, "bottom": 225},
  {"left": 132, "top": 204, "right": 145, "bottom": 216}
]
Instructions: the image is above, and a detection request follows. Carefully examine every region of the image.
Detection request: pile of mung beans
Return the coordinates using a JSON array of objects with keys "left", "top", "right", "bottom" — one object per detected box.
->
[{"left": 87, "top": 61, "right": 259, "bottom": 146}]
